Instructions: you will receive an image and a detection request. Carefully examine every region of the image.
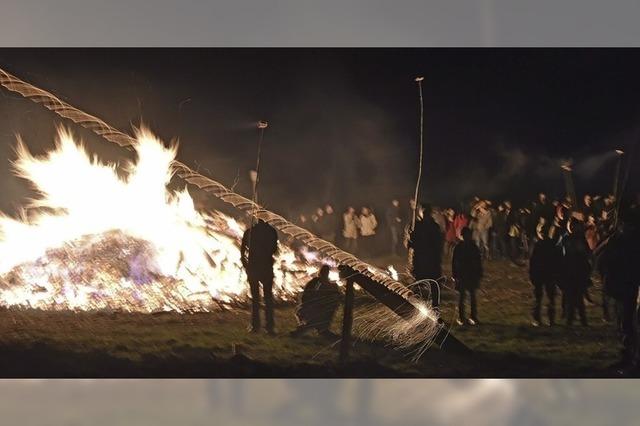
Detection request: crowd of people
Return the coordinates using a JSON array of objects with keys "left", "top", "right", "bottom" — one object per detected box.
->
[
  {"left": 294, "top": 192, "right": 619, "bottom": 264},
  {"left": 294, "top": 199, "right": 417, "bottom": 259},
  {"left": 295, "top": 204, "right": 382, "bottom": 257},
  {"left": 241, "top": 190, "right": 640, "bottom": 375},
  {"left": 406, "top": 192, "right": 640, "bottom": 374},
  {"left": 403, "top": 192, "right": 625, "bottom": 325}
]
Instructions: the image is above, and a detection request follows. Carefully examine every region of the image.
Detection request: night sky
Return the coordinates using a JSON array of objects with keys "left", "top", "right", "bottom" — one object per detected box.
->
[{"left": 0, "top": 49, "right": 638, "bottom": 218}]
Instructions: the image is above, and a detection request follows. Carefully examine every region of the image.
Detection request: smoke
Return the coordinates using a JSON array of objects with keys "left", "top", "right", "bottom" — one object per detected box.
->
[
  {"left": 573, "top": 150, "right": 618, "bottom": 179},
  {"left": 1, "top": 50, "right": 638, "bottom": 217},
  {"left": 233, "top": 70, "right": 416, "bottom": 217},
  {"left": 435, "top": 142, "right": 623, "bottom": 204}
]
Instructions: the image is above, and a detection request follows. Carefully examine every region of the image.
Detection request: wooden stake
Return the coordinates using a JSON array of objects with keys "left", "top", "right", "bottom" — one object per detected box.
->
[{"left": 339, "top": 276, "right": 355, "bottom": 362}]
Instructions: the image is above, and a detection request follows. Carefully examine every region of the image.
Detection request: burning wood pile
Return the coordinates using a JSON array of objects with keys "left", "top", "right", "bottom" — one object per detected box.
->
[{"left": 0, "top": 129, "right": 325, "bottom": 312}]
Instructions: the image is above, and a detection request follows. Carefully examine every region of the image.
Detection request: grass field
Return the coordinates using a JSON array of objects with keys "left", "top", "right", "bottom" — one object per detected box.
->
[{"left": 0, "top": 257, "right": 622, "bottom": 377}]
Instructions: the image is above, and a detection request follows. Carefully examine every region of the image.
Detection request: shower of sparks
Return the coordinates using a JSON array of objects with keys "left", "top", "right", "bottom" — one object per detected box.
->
[{"left": 0, "top": 128, "right": 336, "bottom": 312}]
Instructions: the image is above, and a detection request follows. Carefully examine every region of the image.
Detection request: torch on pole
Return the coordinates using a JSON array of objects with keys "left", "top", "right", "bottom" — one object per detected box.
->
[
  {"left": 246, "top": 120, "right": 268, "bottom": 261},
  {"left": 406, "top": 76, "right": 424, "bottom": 276},
  {"left": 339, "top": 269, "right": 356, "bottom": 363},
  {"left": 613, "top": 149, "right": 625, "bottom": 201},
  {"left": 248, "top": 120, "right": 268, "bottom": 230},
  {"left": 411, "top": 76, "right": 425, "bottom": 230},
  {"left": 252, "top": 120, "right": 269, "bottom": 208},
  {"left": 561, "top": 162, "right": 577, "bottom": 207}
]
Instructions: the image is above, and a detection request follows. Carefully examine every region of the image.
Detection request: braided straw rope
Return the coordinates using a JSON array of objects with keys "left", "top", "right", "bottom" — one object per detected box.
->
[{"left": 0, "top": 67, "right": 424, "bottom": 311}]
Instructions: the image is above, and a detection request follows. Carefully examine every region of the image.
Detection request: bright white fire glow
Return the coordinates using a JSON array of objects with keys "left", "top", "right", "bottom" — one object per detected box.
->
[{"left": 0, "top": 128, "right": 332, "bottom": 312}]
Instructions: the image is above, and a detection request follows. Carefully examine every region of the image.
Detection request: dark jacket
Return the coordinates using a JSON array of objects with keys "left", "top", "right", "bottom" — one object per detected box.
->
[
  {"left": 529, "top": 238, "right": 561, "bottom": 285},
  {"left": 408, "top": 217, "right": 444, "bottom": 279},
  {"left": 240, "top": 221, "right": 278, "bottom": 277},
  {"left": 559, "top": 233, "right": 592, "bottom": 291},
  {"left": 599, "top": 226, "right": 640, "bottom": 300},
  {"left": 296, "top": 277, "right": 341, "bottom": 324},
  {"left": 385, "top": 205, "right": 402, "bottom": 231},
  {"left": 452, "top": 240, "right": 483, "bottom": 289},
  {"left": 493, "top": 210, "right": 508, "bottom": 236},
  {"left": 322, "top": 212, "right": 339, "bottom": 237},
  {"left": 534, "top": 201, "right": 555, "bottom": 224}
]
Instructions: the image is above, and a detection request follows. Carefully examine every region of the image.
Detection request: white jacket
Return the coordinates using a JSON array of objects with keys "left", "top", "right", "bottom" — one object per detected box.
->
[
  {"left": 472, "top": 209, "right": 493, "bottom": 232},
  {"left": 359, "top": 213, "right": 378, "bottom": 236},
  {"left": 342, "top": 213, "right": 360, "bottom": 239}
]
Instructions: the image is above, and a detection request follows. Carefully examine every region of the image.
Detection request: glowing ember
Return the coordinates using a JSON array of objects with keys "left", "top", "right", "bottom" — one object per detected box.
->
[{"left": 0, "top": 128, "right": 327, "bottom": 312}]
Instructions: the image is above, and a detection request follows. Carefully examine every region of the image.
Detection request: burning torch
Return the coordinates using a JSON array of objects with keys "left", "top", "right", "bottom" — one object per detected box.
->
[
  {"left": 412, "top": 76, "right": 425, "bottom": 230},
  {"left": 405, "top": 76, "right": 425, "bottom": 275},
  {"left": 613, "top": 148, "right": 625, "bottom": 201},
  {"left": 250, "top": 120, "right": 269, "bottom": 207},
  {"left": 560, "top": 161, "right": 577, "bottom": 207}
]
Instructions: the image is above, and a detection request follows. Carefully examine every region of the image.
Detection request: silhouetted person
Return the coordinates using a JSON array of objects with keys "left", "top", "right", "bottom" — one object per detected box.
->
[
  {"left": 359, "top": 206, "right": 378, "bottom": 257},
  {"left": 559, "top": 220, "right": 591, "bottom": 326},
  {"left": 290, "top": 265, "right": 341, "bottom": 338},
  {"left": 311, "top": 207, "right": 324, "bottom": 236},
  {"left": 470, "top": 200, "right": 492, "bottom": 259},
  {"left": 240, "top": 219, "right": 278, "bottom": 334},
  {"left": 342, "top": 206, "right": 360, "bottom": 253},
  {"left": 452, "top": 227, "right": 482, "bottom": 325},
  {"left": 581, "top": 194, "right": 594, "bottom": 219},
  {"left": 408, "top": 203, "right": 444, "bottom": 315},
  {"left": 386, "top": 199, "right": 403, "bottom": 256},
  {"left": 599, "top": 200, "right": 640, "bottom": 373},
  {"left": 505, "top": 201, "right": 522, "bottom": 260},
  {"left": 534, "top": 192, "right": 555, "bottom": 224},
  {"left": 529, "top": 225, "right": 561, "bottom": 327},
  {"left": 322, "top": 204, "right": 338, "bottom": 242}
]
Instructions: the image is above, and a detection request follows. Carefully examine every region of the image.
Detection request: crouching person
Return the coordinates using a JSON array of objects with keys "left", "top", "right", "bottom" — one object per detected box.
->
[
  {"left": 453, "top": 227, "right": 483, "bottom": 326},
  {"left": 290, "top": 265, "right": 342, "bottom": 338}
]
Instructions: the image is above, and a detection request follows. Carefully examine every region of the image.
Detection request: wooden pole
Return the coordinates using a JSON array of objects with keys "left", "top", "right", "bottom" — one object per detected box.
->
[
  {"left": 613, "top": 150, "right": 624, "bottom": 201},
  {"left": 339, "top": 276, "right": 355, "bottom": 362},
  {"left": 412, "top": 76, "right": 425, "bottom": 229},
  {"left": 561, "top": 164, "right": 577, "bottom": 206}
]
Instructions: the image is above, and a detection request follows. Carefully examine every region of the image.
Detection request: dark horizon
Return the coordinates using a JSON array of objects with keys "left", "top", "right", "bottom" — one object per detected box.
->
[{"left": 0, "top": 49, "right": 638, "bottom": 218}]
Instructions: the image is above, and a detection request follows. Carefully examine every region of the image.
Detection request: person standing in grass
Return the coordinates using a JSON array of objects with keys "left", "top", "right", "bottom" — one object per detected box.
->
[
  {"left": 342, "top": 206, "right": 360, "bottom": 254},
  {"left": 452, "top": 227, "right": 483, "bottom": 326},
  {"left": 240, "top": 219, "right": 279, "bottom": 334},
  {"left": 559, "top": 219, "right": 591, "bottom": 327},
  {"left": 386, "top": 199, "right": 403, "bottom": 256},
  {"left": 408, "top": 203, "right": 444, "bottom": 316},
  {"left": 359, "top": 207, "right": 378, "bottom": 257},
  {"left": 598, "top": 199, "right": 640, "bottom": 374},
  {"left": 529, "top": 223, "right": 561, "bottom": 327}
]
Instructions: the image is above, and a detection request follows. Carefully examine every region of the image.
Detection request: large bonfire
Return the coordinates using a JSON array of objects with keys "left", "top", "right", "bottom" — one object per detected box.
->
[{"left": 0, "top": 128, "right": 326, "bottom": 312}]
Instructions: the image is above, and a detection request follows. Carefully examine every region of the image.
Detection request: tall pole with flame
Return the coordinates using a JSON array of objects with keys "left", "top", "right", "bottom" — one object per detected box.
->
[
  {"left": 246, "top": 120, "right": 268, "bottom": 259},
  {"left": 613, "top": 149, "right": 625, "bottom": 201},
  {"left": 406, "top": 77, "right": 425, "bottom": 277},
  {"left": 561, "top": 162, "right": 577, "bottom": 207},
  {"left": 412, "top": 76, "right": 425, "bottom": 230},
  {"left": 251, "top": 120, "right": 269, "bottom": 208}
]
